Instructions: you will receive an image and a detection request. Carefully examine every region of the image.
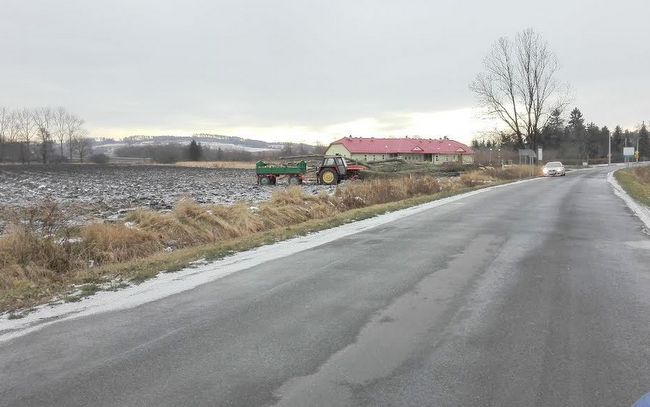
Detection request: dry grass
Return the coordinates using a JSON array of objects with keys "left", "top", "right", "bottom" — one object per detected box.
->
[
  {"left": 459, "top": 165, "right": 540, "bottom": 187},
  {"left": 634, "top": 166, "right": 650, "bottom": 184},
  {"left": 0, "top": 166, "right": 537, "bottom": 313},
  {"left": 335, "top": 176, "right": 441, "bottom": 209},
  {"left": 175, "top": 161, "right": 256, "bottom": 169},
  {"left": 615, "top": 166, "right": 650, "bottom": 208}
]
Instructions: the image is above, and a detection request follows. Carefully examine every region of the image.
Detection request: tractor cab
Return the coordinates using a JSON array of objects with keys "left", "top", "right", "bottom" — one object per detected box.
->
[{"left": 316, "top": 156, "right": 365, "bottom": 185}]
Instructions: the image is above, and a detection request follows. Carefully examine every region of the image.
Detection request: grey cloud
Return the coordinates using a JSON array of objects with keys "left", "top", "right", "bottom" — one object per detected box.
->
[{"left": 1, "top": 0, "right": 648, "bottom": 138}]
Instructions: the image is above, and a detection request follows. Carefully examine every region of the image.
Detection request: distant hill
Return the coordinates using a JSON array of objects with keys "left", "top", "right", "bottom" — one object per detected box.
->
[{"left": 93, "top": 134, "right": 288, "bottom": 156}]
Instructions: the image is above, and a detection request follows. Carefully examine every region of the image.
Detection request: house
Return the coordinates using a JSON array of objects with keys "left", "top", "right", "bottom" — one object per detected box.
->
[{"left": 325, "top": 136, "right": 474, "bottom": 164}]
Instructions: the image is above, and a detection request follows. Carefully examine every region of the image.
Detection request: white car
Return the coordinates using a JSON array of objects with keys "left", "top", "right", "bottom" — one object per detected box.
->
[{"left": 542, "top": 161, "right": 566, "bottom": 177}]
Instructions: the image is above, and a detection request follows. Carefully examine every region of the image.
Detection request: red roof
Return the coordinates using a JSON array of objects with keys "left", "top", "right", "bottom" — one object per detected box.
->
[{"left": 331, "top": 137, "right": 474, "bottom": 155}]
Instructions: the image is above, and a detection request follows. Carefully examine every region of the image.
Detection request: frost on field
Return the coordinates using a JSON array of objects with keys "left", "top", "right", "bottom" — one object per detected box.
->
[{"left": 0, "top": 164, "right": 333, "bottom": 233}]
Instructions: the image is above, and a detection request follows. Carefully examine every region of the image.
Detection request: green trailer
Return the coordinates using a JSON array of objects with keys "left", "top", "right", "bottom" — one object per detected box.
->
[{"left": 255, "top": 160, "right": 307, "bottom": 185}]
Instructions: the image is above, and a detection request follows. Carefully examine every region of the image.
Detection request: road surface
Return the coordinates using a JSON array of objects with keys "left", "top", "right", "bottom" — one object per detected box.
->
[{"left": 2, "top": 167, "right": 650, "bottom": 406}]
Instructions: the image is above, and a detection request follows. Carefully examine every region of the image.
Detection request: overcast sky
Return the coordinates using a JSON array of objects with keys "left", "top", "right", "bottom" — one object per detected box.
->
[{"left": 1, "top": 0, "right": 648, "bottom": 145}]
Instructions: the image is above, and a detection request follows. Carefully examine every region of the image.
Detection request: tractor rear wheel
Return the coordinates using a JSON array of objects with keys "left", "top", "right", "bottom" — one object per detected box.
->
[{"left": 319, "top": 169, "right": 338, "bottom": 185}]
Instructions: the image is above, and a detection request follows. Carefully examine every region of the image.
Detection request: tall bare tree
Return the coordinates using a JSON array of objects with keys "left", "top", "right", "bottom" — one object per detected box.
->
[
  {"left": 15, "top": 108, "right": 35, "bottom": 164},
  {"left": 65, "top": 113, "right": 84, "bottom": 160},
  {"left": 5, "top": 111, "right": 20, "bottom": 145},
  {"left": 53, "top": 107, "right": 68, "bottom": 159},
  {"left": 72, "top": 129, "right": 92, "bottom": 162},
  {"left": 470, "top": 28, "right": 567, "bottom": 150},
  {"left": 32, "top": 107, "right": 54, "bottom": 163},
  {"left": 0, "top": 107, "right": 8, "bottom": 162}
]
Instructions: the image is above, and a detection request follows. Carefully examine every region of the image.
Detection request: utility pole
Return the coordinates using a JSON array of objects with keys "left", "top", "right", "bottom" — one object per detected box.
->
[
  {"left": 608, "top": 131, "right": 611, "bottom": 166},
  {"left": 637, "top": 121, "right": 645, "bottom": 163}
]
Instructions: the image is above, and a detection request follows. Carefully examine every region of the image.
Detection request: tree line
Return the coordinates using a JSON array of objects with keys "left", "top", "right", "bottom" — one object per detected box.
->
[
  {"left": 113, "top": 143, "right": 260, "bottom": 163},
  {"left": 114, "top": 141, "right": 325, "bottom": 164},
  {"left": 0, "top": 107, "right": 91, "bottom": 163},
  {"left": 472, "top": 108, "right": 650, "bottom": 163}
]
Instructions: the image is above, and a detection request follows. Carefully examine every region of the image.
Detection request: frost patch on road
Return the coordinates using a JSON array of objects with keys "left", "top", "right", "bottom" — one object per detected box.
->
[
  {"left": 0, "top": 177, "right": 541, "bottom": 343},
  {"left": 608, "top": 170, "right": 650, "bottom": 231}
]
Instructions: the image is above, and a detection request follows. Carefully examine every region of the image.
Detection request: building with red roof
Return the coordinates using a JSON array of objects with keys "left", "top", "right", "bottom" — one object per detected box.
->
[{"left": 325, "top": 136, "right": 474, "bottom": 164}]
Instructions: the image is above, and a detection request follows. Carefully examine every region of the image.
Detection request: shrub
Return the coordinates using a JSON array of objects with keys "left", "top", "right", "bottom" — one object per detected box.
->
[{"left": 89, "top": 153, "right": 110, "bottom": 164}]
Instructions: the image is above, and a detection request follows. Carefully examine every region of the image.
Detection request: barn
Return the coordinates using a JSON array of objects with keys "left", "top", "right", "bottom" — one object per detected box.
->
[{"left": 325, "top": 136, "right": 474, "bottom": 164}]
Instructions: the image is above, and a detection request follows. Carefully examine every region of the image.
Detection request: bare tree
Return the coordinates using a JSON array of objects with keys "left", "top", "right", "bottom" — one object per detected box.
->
[
  {"left": 470, "top": 28, "right": 567, "bottom": 149},
  {"left": 32, "top": 107, "right": 54, "bottom": 163},
  {"left": 15, "top": 108, "right": 36, "bottom": 164},
  {"left": 72, "top": 130, "right": 92, "bottom": 163},
  {"left": 0, "top": 107, "right": 8, "bottom": 162},
  {"left": 5, "top": 111, "right": 20, "bottom": 143},
  {"left": 65, "top": 113, "right": 84, "bottom": 159},
  {"left": 53, "top": 107, "right": 68, "bottom": 160}
]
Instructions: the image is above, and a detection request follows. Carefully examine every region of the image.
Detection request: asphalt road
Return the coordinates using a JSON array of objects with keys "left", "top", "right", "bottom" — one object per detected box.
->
[{"left": 2, "top": 167, "right": 650, "bottom": 407}]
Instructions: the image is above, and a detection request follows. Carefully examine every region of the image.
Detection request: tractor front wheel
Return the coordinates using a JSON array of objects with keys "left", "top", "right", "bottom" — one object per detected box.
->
[{"left": 319, "top": 169, "right": 338, "bottom": 185}]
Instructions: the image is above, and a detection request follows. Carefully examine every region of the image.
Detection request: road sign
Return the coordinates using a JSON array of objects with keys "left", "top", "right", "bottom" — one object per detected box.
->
[
  {"left": 518, "top": 149, "right": 536, "bottom": 158},
  {"left": 537, "top": 148, "right": 543, "bottom": 161},
  {"left": 624, "top": 147, "right": 635, "bottom": 157}
]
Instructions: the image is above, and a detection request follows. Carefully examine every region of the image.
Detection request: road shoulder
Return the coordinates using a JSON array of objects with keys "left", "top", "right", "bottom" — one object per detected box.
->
[{"left": 608, "top": 169, "right": 650, "bottom": 230}]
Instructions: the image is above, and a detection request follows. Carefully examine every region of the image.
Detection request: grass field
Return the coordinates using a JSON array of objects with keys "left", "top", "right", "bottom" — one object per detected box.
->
[
  {"left": 615, "top": 166, "right": 650, "bottom": 208},
  {"left": 0, "top": 166, "right": 538, "bottom": 314}
]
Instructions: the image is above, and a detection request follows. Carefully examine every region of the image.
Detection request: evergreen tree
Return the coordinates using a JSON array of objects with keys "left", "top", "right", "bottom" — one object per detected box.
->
[
  {"left": 600, "top": 126, "right": 614, "bottom": 161},
  {"left": 281, "top": 143, "right": 293, "bottom": 156},
  {"left": 541, "top": 108, "right": 564, "bottom": 150},
  {"left": 188, "top": 140, "right": 202, "bottom": 161},
  {"left": 499, "top": 132, "right": 518, "bottom": 150},
  {"left": 611, "top": 126, "right": 623, "bottom": 158},
  {"left": 567, "top": 108, "right": 587, "bottom": 162},
  {"left": 639, "top": 123, "right": 650, "bottom": 160},
  {"left": 624, "top": 129, "right": 632, "bottom": 148},
  {"left": 568, "top": 108, "right": 584, "bottom": 128},
  {"left": 586, "top": 122, "right": 601, "bottom": 159}
]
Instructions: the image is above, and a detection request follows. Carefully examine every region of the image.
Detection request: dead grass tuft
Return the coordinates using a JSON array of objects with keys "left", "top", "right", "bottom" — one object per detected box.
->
[
  {"left": 81, "top": 223, "right": 161, "bottom": 264},
  {"left": 335, "top": 176, "right": 441, "bottom": 210}
]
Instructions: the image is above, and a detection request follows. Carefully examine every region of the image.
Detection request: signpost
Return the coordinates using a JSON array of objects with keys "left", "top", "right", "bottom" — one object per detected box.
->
[
  {"left": 519, "top": 149, "right": 537, "bottom": 176},
  {"left": 624, "top": 147, "right": 635, "bottom": 167}
]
